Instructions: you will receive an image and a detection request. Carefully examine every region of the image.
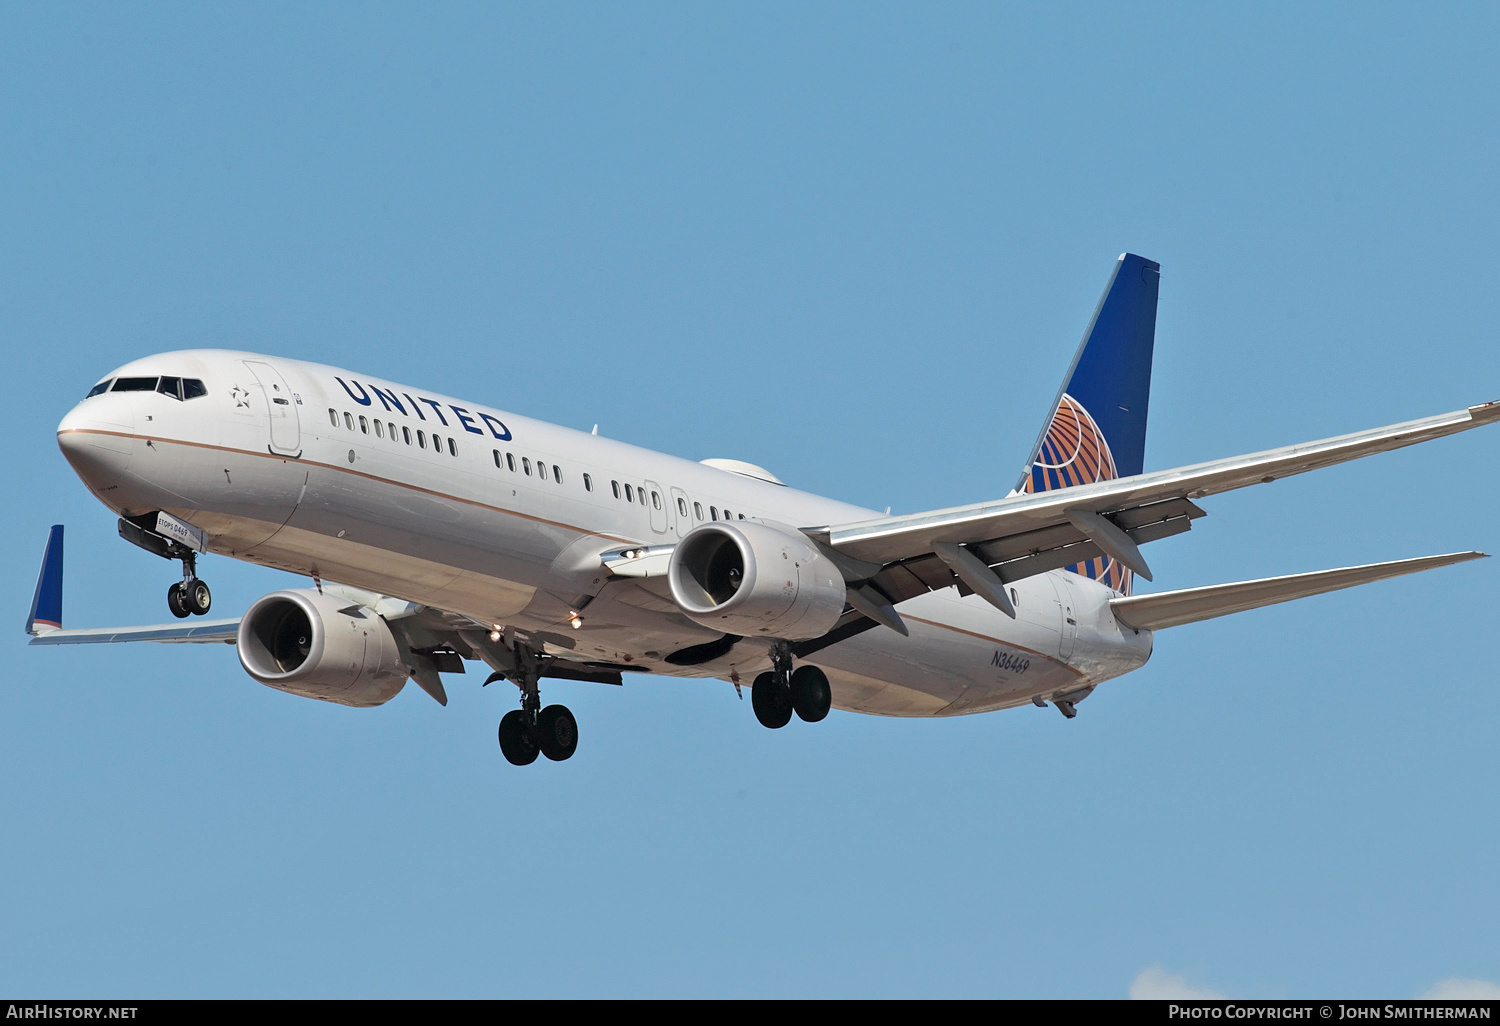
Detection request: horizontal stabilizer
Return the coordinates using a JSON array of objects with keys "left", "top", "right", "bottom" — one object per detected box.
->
[
  {"left": 29, "top": 620, "right": 242, "bottom": 645},
  {"left": 1109, "top": 551, "right": 1487, "bottom": 632}
]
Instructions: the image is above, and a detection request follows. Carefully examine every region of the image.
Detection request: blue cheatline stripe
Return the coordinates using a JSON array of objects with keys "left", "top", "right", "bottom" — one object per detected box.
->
[{"left": 28, "top": 525, "right": 64, "bottom": 634}]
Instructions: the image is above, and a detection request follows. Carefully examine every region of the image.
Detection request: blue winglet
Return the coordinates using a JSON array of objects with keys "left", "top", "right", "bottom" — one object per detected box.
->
[{"left": 27, "top": 525, "right": 64, "bottom": 635}]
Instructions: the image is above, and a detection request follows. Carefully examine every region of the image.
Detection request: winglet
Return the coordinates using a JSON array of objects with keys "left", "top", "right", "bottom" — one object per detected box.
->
[
  {"left": 1468, "top": 400, "right": 1500, "bottom": 425},
  {"left": 27, "top": 525, "right": 64, "bottom": 635}
]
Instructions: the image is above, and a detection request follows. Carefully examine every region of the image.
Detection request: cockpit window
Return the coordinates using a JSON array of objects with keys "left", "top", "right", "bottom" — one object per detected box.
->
[
  {"left": 182, "top": 379, "right": 207, "bottom": 399},
  {"left": 86, "top": 379, "right": 113, "bottom": 398},
  {"left": 111, "top": 377, "right": 158, "bottom": 392},
  {"left": 157, "top": 376, "right": 183, "bottom": 400}
]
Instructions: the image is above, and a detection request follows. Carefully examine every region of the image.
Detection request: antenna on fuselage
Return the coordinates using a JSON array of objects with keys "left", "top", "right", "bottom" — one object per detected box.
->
[{"left": 591, "top": 424, "right": 598, "bottom": 435}]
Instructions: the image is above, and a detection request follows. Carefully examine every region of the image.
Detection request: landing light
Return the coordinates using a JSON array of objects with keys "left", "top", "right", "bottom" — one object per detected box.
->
[{"left": 568, "top": 613, "right": 583, "bottom": 630}]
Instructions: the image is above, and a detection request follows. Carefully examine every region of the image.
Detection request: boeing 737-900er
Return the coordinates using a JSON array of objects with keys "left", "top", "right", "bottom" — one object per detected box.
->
[{"left": 27, "top": 254, "right": 1499, "bottom": 764}]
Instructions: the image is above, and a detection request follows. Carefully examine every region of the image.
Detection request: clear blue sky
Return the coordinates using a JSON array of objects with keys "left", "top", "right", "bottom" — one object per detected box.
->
[{"left": 3, "top": 2, "right": 1497, "bottom": 998}]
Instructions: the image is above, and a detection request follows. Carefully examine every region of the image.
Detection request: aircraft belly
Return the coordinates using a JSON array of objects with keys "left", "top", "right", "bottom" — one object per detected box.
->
[
  {"left": 218, "top": 517, "right": 538, "bottom": 620},
  {"left": 806, "top": 589, "right": 1085, "bottom": 718}
]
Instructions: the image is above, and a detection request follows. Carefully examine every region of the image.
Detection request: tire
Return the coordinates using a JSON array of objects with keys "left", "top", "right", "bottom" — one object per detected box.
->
[
  {"left": 535, "top": 704, "right": 579, "bottom": 761},
  {"left": 790, "top": 664, "right": 832, "bottom": 722},
  {"left": 186, "top": 578, "right": 212, "bottom": 616},
  {"left": 751, "top": 671, "right": 793, "bottom": 729},
  {"left": 167, "top": 582, "right": 190, "bottom": 619},
  {"left": 498, "top": 710, "right": 540, "bottom": 765}
]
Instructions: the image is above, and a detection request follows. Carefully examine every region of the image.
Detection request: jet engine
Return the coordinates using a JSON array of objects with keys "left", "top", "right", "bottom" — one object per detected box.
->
[
  {"left": 237, "top": 589, "right": 409, "bottom": 707},
  {"left": 667, "top": 521, "right": 846, "bottom": 640}
]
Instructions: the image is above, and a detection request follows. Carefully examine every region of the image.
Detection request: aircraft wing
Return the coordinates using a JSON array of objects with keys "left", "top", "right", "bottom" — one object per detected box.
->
[
  {"left": 29, "top": 620, "right": 242, "bottom": 645},
  {"left": 1110, "top": 551, "right": 1487, "bottom": 631},
  {"left": 807, "top": 401, "right": 1500, "bottom": 609}
]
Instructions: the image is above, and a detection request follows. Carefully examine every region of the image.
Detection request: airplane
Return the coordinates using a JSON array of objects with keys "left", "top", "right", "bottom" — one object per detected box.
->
[{"left": 27, "top": 253, "right": 1498, "bottom": 765}]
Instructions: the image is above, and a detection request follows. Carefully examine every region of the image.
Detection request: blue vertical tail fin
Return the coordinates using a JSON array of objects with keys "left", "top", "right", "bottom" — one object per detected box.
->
[
  {"left": 27, "top": 525, "right": 64, "bottom": 635},
  {"left": 1018, "top": 253, "right": 1161, "bottom": 592}
]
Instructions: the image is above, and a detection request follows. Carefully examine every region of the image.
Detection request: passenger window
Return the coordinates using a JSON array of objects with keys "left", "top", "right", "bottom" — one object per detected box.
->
[
  {"left": 112, "top": 377, "right": 157, "bottom": 392},
  {"left": 710, "top": 507, "right": 718, "bottom": 520},
  {"left": 738, "top": 513, "right": 746, "bottom": 520},
  {"left": 652, "top": 491, "right": 661, "bottom": 510},
  {"left": 523, "top": 458, "right": 532, "bottom": 476},
  {"left": 723, "top": 509, "right": 731, "bottom": 519},
  {"left": 388, "top": 422, "right": 396, "bottom": 438},
  {"left": 432, "top": 435, "right": 443, "bottom": 455},
  {"left": 86, "top": 380, "right": 113, "bottom": 398},
  {"left": 493, "top": 450, "right": 502, "bottom": 468},
  {"left": 537, "top": 462, "right": 548, "bottom": 481},
  {"left": 448, "top": 438, "right": 457, "bottom": 457},
  {"left": 506, "top": 453, "right": 515, "bottom": 472},
  {"left": 157, "top": 377, "right": 182, "bottom": 400},
  {"left": 677, "top": 497, "right": 687, "bottom": 517},
  {"left": 374, "top": 421, "right": 383, "bottom": 438},
  {"left": 611, "top": 481, "right": 620, "bottom": 499},
  {"left": 693, "top": 502, "right": 702, "bottom": 519},
  {"left": 553, "top": 465, "right": 562, "bottom": 483},
  {"left": 402, "top": 426, "right": 411, "bottom": 445},
  {"left": 583, "top": 473, "right": 593, "bottom": 492},
  {"left": 344, "top": 412, "right": 354, "bottom": 430},
  {"left": 359, "top": 416, "right": 368, "bottom": 434},
  {"left": 623, "top": 483, "right": 633, "bottom": 502},
  {"left": 1010, "top": 588, "right": 1019, "bottom": 607},
  {"left": 328, "top": 409, "right": 338, "bottom": 427},
  {"left": 417, "top": 430, "right": 426, "bottom": 449},
  {"left": 182, "top": 379, "right": 207, "bottom": 399},
  {"left": 639, "top": 488, "right": 646, "bottom": 506}
]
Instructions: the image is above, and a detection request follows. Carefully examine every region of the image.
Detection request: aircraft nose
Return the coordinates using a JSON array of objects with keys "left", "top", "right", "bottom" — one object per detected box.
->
[{"left": 57, "top": 395, "right": 138, "bottom": 479}]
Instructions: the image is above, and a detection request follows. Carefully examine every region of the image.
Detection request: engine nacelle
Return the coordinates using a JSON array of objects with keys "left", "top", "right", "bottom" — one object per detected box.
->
[
  {"left": 667, "top": 521, "right": 847, "bottom": 640},
  {"left": 237, "top": 589, "right": 408, "bottom": 708}
]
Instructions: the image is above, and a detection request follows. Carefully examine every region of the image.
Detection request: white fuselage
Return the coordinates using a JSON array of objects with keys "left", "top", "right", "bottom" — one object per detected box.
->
[{"left": 57, "top": 350, "right": 1152, "bottom": 716}]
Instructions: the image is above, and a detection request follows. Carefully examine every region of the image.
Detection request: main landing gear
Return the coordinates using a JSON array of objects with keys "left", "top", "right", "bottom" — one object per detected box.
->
[
  {"left": 165, "top": 552, "right": 212, "bottom": 619},
  {"left": 751, "top": 644, "right": 832, "bottom": 729},
  {"left": 489, "top": 641, "right": 578, "bottom": 765}
]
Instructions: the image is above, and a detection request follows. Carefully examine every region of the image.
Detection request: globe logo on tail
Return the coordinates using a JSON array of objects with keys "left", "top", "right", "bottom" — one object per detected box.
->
[{"left": 1022, "top": 394, "right": 1132, "bottom": 594}]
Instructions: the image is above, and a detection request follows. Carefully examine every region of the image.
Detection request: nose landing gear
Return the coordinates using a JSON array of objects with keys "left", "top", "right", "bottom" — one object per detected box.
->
[
  {"left": 167, "top": 576, "right": 212, "bottom": 619},
  {"left": 165, "top": 554, "right": 212, "bottom": 619},
  {"left": 118, "top": 514, "right": 214, "bottom": 619},
  {"left": 751, "top": 644, "right": 832, "bottom": 729}
]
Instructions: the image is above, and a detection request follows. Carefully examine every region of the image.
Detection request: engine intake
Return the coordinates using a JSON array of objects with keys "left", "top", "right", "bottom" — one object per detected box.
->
[
  {"left": 237, "top": 589, "right": 408, "bottom": 707},
  {"left": 667, "top": 521, "right": 846, "bottom": 640}
]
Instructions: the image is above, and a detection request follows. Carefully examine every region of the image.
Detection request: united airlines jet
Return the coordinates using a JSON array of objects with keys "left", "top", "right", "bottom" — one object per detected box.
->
[{"left": 28, "top": 255, "right": 1498, "bottom": 765}]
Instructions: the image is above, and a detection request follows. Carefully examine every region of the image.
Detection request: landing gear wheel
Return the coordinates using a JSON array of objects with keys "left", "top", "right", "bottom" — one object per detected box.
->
[
  {"left": 790, "top": 665, "right": 832, "bottom": 722},
  {"left": 167, "top": 582, "right": 190, "bottom": 619},
  {"left": 751, "top": 671, "right": 793, "bottom": 729},
  {"left": 498, "top": 709, "right": 540, "bottom": 765},
  {"left": 535, "top": 704, "right": 579, "bottom": 762},
  {"left": 185, "top": 578, "right": 212, "bottom": 616}
]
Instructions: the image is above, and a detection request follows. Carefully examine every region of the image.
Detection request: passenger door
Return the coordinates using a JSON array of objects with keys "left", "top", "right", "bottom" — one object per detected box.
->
[
  {"left": 242, "top": 360, "right": 302, "bottom": 456},
  {"left": 1050, "top": 572, "right": 1081, "bottom": 662}
]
